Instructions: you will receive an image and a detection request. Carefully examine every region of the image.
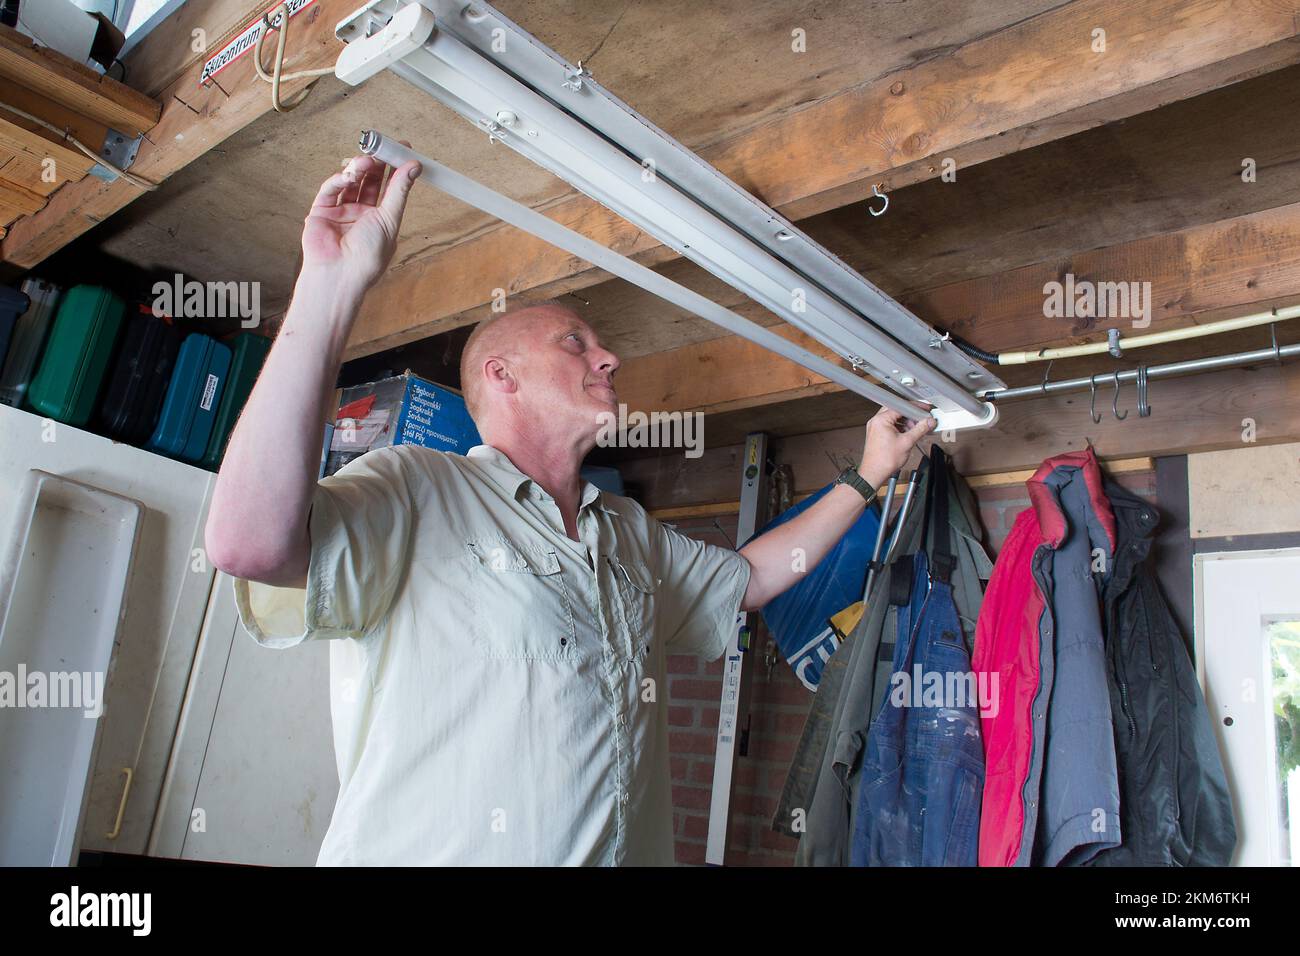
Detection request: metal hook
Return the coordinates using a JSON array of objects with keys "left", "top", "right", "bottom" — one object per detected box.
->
[
  {"left": 1136, "top": 364, "right": 1151, "bottom": 417},
  {"left": 1270, "top": 320, "right": 1283, "bottom": 365},
  {"left": 1089, "top": 374, "right": 1102, "bottom": 423},
  {"left": 1111, "top": 370, "right": 1128, "bottom": 420},
  {"left": 868, "top": 183, "right": 889, "bottom": 217},
  {"left": 1040, "top": 359, "right": 1055, "bottom": 396}
]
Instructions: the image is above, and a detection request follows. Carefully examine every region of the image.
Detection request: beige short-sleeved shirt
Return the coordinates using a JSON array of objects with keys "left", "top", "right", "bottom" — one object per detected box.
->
[{"left": 233, "top": 443, "right": 750, "bottom": 866}]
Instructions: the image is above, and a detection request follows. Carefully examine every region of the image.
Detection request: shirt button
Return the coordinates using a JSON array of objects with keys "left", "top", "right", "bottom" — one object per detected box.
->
[{"left": 621, "top": 791, "right": 629, "bottom": 804}]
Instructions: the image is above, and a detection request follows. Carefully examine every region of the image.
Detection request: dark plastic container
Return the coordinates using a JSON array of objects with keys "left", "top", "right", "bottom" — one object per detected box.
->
[
  {"left": 146, "top": 332, "right": 232, "bottom": 462},
  {"left": 27, "top": 285, "right": 125, "bottom": 427},
  {"left": 200, "top": 332, "right": 270, "bottom": 470},
  {"left": 98, "top": 309, "right": 185, "bottom": 445}
]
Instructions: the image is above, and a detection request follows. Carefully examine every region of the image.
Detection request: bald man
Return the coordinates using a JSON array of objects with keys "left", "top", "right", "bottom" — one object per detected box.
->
[{"left": 206, "top": 151, "right": 934, "bottom": 866}]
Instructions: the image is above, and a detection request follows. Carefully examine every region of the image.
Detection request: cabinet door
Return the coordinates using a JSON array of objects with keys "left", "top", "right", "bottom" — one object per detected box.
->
[
  {"left": 151, "top": 573, "right": 338, "bottom": 865},
  {"left": 0, "top": 404, "right": 217, "bottom": 857}
]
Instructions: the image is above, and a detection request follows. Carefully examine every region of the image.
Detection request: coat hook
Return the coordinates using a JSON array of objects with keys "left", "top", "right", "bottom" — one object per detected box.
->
[
  {"left": 868, "top": 182, "right": 889, "bottom": 217},
  {"left": 1040, "top": 359, "right": 1055, "bottom": 396},
  {"left": 1136, "top": 364, "right": 1151, "bottom": 417},
  {"left": 1089, "top": 374, "right": 1102, "bottom": 423},
  {"left": 1111, "top": 370, "right": 1128, "bottom": 420}
]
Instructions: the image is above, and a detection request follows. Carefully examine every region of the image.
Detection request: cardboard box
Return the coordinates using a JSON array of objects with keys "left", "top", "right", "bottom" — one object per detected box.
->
[{"left": 323, "top": 371, "right": 480, "bottom": 477}]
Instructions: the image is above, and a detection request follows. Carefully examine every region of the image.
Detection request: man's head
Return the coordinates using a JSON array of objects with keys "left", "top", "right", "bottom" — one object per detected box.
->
[{"left": 459, "top": 300, "right": 621, "bottom": 446}]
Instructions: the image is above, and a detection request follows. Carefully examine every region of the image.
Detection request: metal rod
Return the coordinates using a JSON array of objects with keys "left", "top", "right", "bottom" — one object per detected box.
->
[
  {"left": 986, "top": 341, "right": 1300, "bottom": 402},
  {"left": 358, "top": 130, "right": 933, "bottom": 421},
  {"left": 883, "top": 467, "right": 921, "bottom": 568},
  {"left": 863, "top": 472, "right": 899, "bottom": 597}
]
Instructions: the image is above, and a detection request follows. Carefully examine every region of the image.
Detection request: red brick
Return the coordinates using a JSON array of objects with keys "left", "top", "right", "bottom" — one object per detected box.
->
[
  {"left": 670, "top": 756, "right": 688, "bottom": 781},
  {"left": 700, "top": 707, "right": 720, "bottom": 729},
  {"left": 670, "top": 677, "right": 723, "bottom": 701},
  {"left": 761, "top": 678, "right": 814, "bottom": 705},
  {"left": 675, "top": 840, "right": 706, "bottom": 865},
  {"left": 733, "top": 761, "right": 761, "bottom": 788},
  {"left": 669, "top": 730, "right": 717, "bottom": 755},
  {"left": 682, "top": 814, "right": 710, "bottom": 840},
  {"left": 667, "top": 654, "right": 699, "bottom": 675},
  {"left": 731, "top": 791, "right": 778, "bottom": 817},
  {"left": 672, "top": 784, "right": 713, "bottom": 811},
  {"left": 668, "top": 705, "right": 695, "bottom": 727},
  {"left": 689, "top": 760, "right": 714, "bottom": 785},
  {"left": 702, "top": 655, "right": 725, "bottom": 675}
]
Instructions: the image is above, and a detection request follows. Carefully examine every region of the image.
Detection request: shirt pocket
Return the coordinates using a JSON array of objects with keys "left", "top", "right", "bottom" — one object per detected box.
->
[
  {"left": 607, "top": 555, "right": 660, "bottom": 661},
  {"left": 464, "top": 540, "right": 577, "bottom": 661}
]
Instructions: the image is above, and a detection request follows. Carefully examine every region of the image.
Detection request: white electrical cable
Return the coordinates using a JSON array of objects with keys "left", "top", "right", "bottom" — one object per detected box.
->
[
  {"left": 253, "top": 2, "right": 334, "bottom": 113},
  {"left": 358, "top": 130, "right": 937, "bottom": 423},
  {"left": 997, "top": 304, "right": 1300, "bottom": 364},
  {"left": 0, "top": 102, "right": 158, "bottom": 191}
]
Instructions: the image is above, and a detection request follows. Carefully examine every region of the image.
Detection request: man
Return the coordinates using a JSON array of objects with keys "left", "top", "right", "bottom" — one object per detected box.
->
[{"left": 205, "top": 149, "right": 935, "bottom": 865}]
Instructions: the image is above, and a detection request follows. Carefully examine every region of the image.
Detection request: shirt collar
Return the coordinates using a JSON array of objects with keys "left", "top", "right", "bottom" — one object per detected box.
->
[{"left": 466, "top": 444, "right": 619, "bottom": 515}]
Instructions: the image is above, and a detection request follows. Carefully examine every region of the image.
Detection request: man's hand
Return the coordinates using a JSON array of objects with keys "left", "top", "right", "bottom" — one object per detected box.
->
[
  {"left": 856, "top": 406, "right": 937, "bottom": 488},
  {"left": 301, "top": 150, "right": 422, "bottom": 293}
]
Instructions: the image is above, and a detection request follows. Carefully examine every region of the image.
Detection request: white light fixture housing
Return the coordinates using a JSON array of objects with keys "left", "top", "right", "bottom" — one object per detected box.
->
[{"left": 335, "top": 0, "right": 1003, "bottom": 430}]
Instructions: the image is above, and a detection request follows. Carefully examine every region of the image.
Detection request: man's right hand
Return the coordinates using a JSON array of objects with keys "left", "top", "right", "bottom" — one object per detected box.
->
[{"left": 301, "top": 150, "right": 422, "bottom": 293}]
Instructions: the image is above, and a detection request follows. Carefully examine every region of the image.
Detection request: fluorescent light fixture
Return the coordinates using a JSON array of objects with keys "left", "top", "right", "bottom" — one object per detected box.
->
[{"left": 336, "top": 0, "right": 1003, "bottom": 430}]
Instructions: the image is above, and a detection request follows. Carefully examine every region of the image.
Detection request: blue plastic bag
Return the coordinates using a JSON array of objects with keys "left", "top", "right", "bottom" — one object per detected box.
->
[{"left": 754, "top": 482, "right": 881, "bottom": 690}]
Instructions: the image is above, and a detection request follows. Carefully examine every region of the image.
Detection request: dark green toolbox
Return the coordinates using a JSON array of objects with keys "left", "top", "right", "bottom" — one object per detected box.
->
[
  {"left": 200, "top": 331, "right": 271, "bottom": 470},
  {"left": 27, "top": 285, "right": 126, "bottom": 427}
]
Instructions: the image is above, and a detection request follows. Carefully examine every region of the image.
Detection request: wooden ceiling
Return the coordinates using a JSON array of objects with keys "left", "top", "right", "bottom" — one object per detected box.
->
[{"left": 6, "top": 0, "right": 1300, "bottom": 508}]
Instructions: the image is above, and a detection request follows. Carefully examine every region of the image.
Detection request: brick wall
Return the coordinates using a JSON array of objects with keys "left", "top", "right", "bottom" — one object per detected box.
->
[{"left": 663, "top": 466, "right": 1158, "bottom": 865}]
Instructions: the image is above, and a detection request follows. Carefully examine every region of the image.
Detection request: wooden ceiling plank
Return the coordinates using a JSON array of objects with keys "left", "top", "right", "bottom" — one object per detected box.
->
[
  {"left": 618, "top": 359, "right": 1300, "bottom": 511},
  {"left": 0, "top": 23, "right": 160, "bottom": 137},
  {"left": 611, "top": 201, "right": 1300, "bottom": 417},
  {"left": 344, "top": 0, "right": 1300, "bottom": 356},
  {"left": 0, "top": 0, "right": 367, "bottom": 269}
]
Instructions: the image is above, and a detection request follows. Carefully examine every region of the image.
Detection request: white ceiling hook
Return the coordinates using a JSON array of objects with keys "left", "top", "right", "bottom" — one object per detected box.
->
[{"left": 868, "top": 182, "right": 889, "bottom": 217}]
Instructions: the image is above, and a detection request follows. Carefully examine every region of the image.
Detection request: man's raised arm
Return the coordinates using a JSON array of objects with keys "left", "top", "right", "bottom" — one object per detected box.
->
[{"left": 204, "top": 151, "right": 421, "bottom": 588}]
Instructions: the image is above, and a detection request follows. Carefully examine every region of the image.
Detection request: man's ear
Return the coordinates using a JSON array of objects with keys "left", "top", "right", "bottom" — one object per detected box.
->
[{"left": 484, "top": 356, "right": 517, "bottom": 397}]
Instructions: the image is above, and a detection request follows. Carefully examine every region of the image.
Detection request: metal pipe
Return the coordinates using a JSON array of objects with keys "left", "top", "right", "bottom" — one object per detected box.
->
[
  {"left": 863, "top": 473, "right": 899, "bottom": 597},
  {"left": 883, "top": 467, "right": 921, "bottom": 567},
  {"left": 986, "top": 341, "right": 1300, "bottom": 402}
]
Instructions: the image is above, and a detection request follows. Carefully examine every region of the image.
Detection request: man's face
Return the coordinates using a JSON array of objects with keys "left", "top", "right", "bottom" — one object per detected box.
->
[{"left": 512, "top": 307, "right": 621, "bottom": 437}]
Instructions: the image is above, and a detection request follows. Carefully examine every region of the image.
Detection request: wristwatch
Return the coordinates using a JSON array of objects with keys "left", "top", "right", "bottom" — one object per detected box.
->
[{"left": 835, "top": 466, "right": 877, "bottom": 505}]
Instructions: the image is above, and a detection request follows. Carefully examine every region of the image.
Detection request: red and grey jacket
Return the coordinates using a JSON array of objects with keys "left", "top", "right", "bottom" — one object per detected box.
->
[{"left": 973, "top": 449, "right": 1122, "bottom": 867}]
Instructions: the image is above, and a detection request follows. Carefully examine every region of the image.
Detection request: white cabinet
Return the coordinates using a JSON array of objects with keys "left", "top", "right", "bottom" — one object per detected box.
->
[
  {"left": 0, "top": 404, "right": 216, "bottom": 857},
  {"left": 0, "top": 403, "right": 339, "bottom": 866},
  {"left": 150, "top": 573, "right": 337, "bottom": 865}
]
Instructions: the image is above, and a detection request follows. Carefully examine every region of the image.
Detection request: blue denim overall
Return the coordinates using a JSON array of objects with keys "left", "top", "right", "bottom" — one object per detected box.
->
[{"left": 851, "top": 537, "right": 985, "bottom": 865}]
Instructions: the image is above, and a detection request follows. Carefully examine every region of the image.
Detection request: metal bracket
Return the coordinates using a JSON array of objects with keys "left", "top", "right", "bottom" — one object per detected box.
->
[{"left": 88, "top": 128, "right": 143, "bottom": 182}]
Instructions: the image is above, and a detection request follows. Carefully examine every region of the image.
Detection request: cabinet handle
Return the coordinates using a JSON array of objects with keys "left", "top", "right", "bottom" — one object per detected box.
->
[{"left": 105, "top": 767, "right": 133, "bottom": 840}]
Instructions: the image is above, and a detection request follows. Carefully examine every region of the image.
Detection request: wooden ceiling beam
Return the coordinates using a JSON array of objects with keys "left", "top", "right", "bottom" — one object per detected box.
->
[
  {"left": 0, "top": 23, "right": 160, "bottom": 136},
  {"left": 610, "top": 201, "right": 1300, "bottom": 417},
  {"left": 343, "top": 0, "right": 1300, "bottom": 357},
  {"left": 618, "top": 358, "right": 1300, "bottom": 511},
  {"left": 0, "top": 0, "right": 361, "bottom": 269}
]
